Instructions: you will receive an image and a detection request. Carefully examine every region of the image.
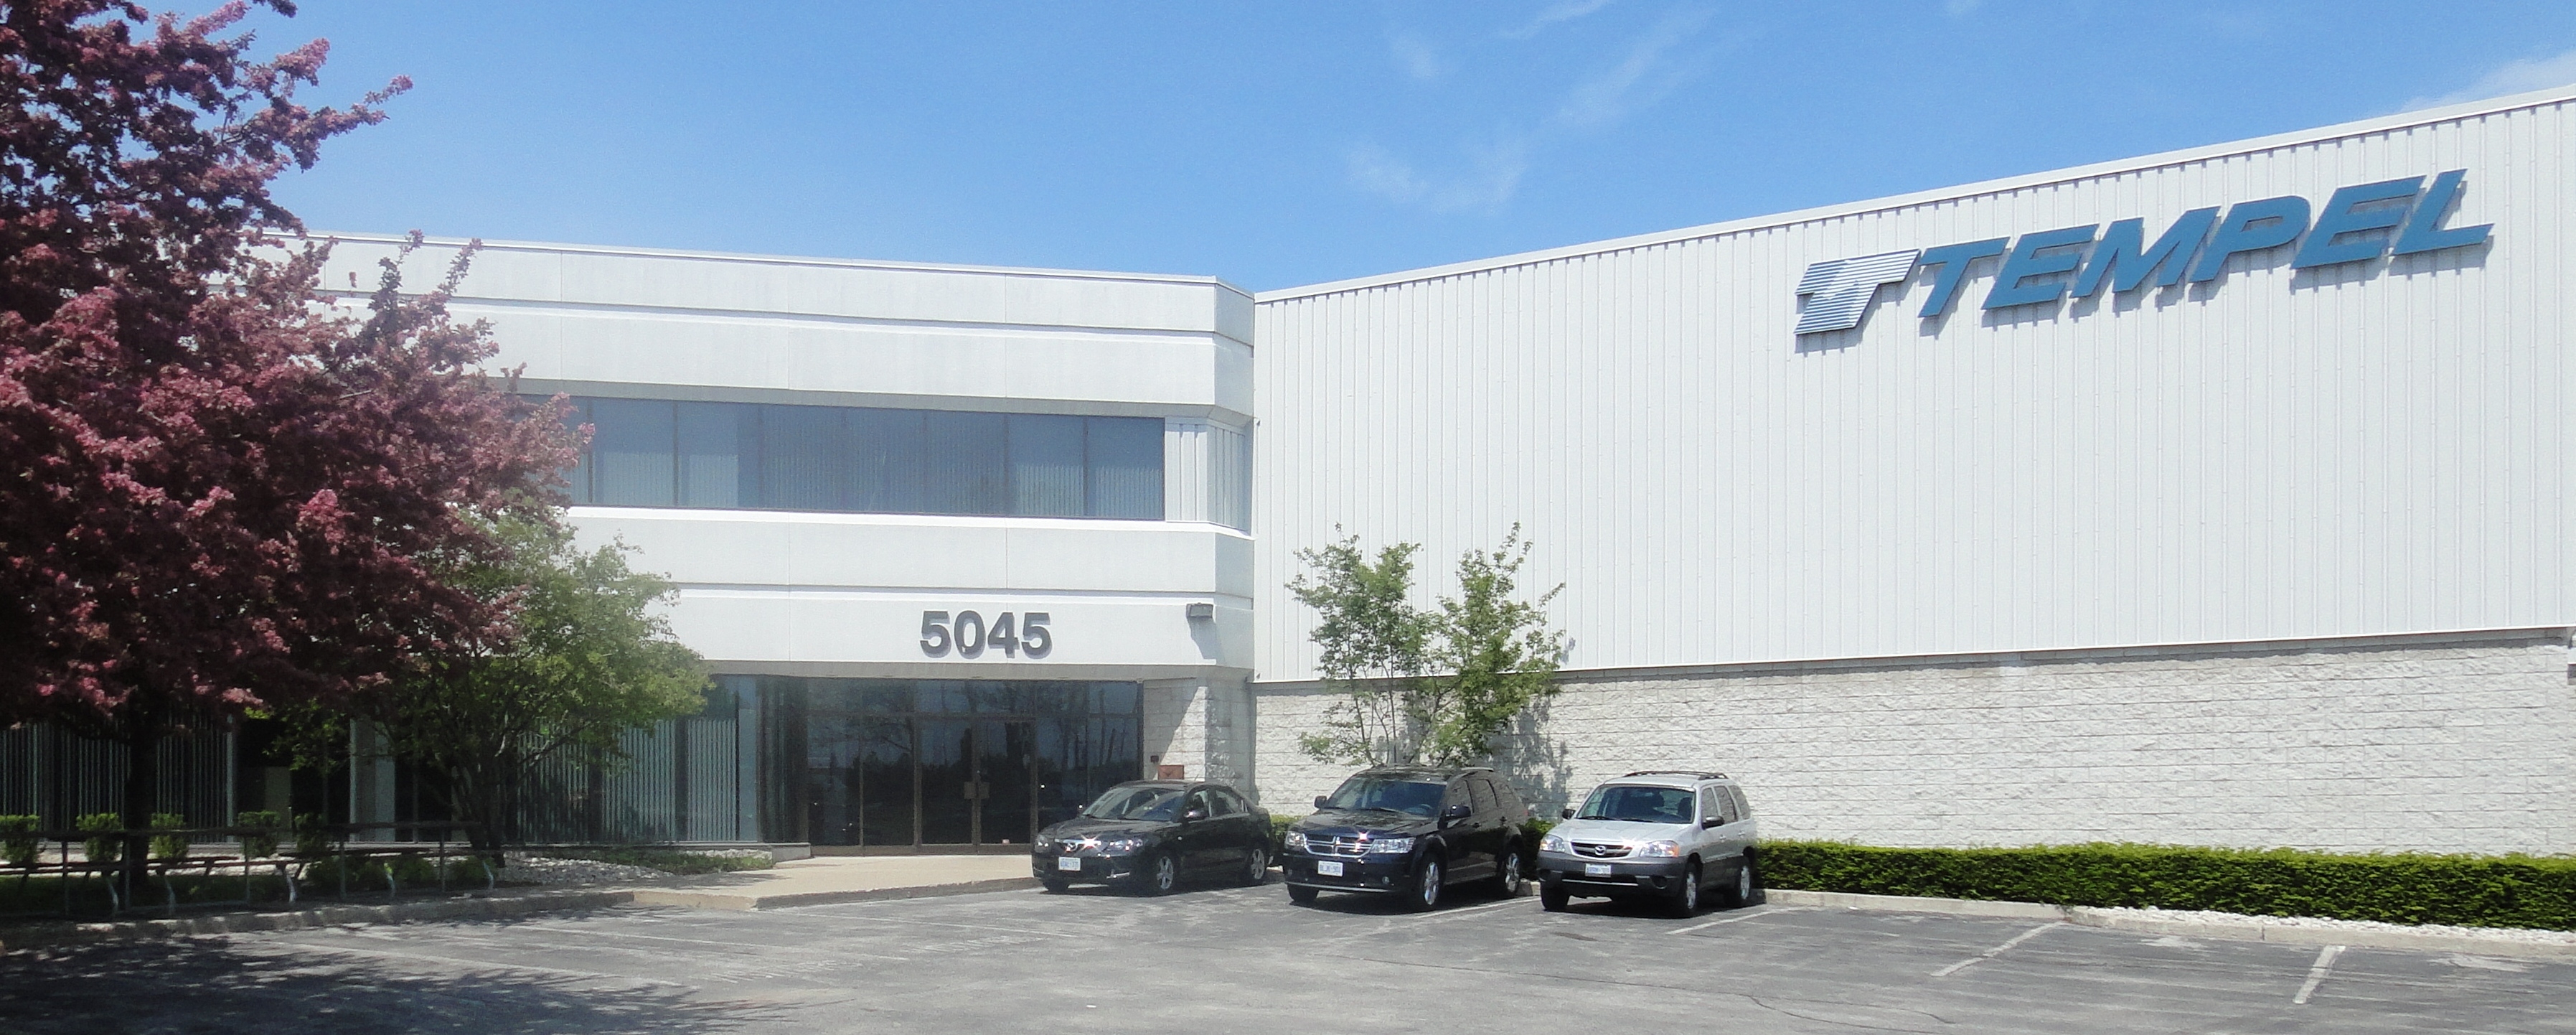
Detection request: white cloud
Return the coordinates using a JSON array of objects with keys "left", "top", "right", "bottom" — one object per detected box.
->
[
  {"left": 1551, "top": 6, "right": 1714, "bottom": 128},
  {"left": 1345, "top": 139, "right": 1531, "bottom": 213},
  {"left": 2402, "top": 47, "right": 2576, "bottom": 111},
  {"left": 1388, "top": 32, "right": 1450, "bottom": 80},
  {"left": 1505, "top": 0, "right": 1618, "bottom": 39}
]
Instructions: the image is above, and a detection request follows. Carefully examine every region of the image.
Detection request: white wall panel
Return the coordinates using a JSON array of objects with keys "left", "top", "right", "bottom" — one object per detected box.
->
[{"left": 1251, "top": 92, "right": 2574, "bottom": 681}]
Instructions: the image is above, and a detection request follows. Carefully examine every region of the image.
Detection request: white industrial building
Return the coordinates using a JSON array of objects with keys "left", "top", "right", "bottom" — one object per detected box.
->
[{"left": 263, "top": 83, "right": 2573, "bottom": 856}]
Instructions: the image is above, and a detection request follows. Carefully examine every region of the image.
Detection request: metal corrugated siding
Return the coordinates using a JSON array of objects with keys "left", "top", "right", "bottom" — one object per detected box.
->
[{"left": 1252, "top": 100, "right": 2572, "bottom": 682}]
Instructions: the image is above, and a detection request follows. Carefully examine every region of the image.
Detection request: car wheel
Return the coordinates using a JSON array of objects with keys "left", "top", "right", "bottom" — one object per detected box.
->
[
  {"left": 1406, "top": 856, "right": 1444, "bottom": 912},
  {"left": 1487, "top": 846, "right": 1526, "bottom": 897},
  {"left": 1288, "top": 884, "right": 1319, "bottom": 905},
  {"left": 1668, "top": 861, "right": 1701, "bottom": 917},
  {"left": 1729, "top": 857, "right": 1754, "bottom": 907},
  {"left": 1239, "top": 844, "right": 1269, "bottom": 886},
  {"left": 1540, "top": 882, "right": 1569, "bottom": 912},
  {"left": 1739, "top": 850, "right": 1764, "bottom": 907},
  {"left": 1041, "top": 876, "right": 1070, "bottom": 894},
  {"left": 1138, "top": 852, "right": 1178, "bottom": 896}
]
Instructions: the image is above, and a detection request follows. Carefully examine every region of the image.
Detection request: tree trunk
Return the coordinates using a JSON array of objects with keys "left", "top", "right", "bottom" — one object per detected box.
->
[{"left": 118, "top": 721, "right": 159, "bottom": 895}]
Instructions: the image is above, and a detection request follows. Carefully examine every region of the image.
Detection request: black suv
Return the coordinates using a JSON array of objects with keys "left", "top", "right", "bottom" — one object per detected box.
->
[{"left": 1280, "top": 767, "right": 1531, "bottom": 910}]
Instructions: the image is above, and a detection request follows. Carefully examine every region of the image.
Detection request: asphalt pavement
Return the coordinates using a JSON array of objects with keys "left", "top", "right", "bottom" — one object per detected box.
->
[{"left": 6, "top": 875, "right": 2572, "bottom": 1034}]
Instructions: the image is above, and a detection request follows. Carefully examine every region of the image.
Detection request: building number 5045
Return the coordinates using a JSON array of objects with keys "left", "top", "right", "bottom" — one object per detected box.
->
[{"left": 919, "top": 610, "right": 1052, "bottom": 659}]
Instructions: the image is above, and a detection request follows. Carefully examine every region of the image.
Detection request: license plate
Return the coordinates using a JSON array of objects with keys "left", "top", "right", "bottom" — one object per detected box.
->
[
  {"left": 1315, "top": 860, "right": 1345, "bottom": 877},
  {"left": 1584, "top": 863, "right": 1614, "bottom": 877},
  {"left": 1056, "top": 856, "right": 1083, "bottom": 871}
]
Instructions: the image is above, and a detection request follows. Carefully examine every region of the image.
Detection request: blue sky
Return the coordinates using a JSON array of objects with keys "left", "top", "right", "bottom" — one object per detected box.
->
[{"left": 265, "top": 1, "right": 2576, "bottom": 293}]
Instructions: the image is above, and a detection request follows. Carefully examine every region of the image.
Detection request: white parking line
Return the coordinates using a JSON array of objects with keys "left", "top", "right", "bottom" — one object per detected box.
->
[
  {"left": 1670, "top": 906, "right": 1813, "bottom": 934},
  {"left": 1932, "top": 922, "right": 2064, "bottom": 978},
  {"left": 2292, "top": 945, "right": 2346, "bottom": 1005}
]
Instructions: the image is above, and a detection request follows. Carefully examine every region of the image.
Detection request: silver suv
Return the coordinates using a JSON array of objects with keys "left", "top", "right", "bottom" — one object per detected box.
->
[{"left": 1535, "top": 770, "right": 1758, "bottom": 917}]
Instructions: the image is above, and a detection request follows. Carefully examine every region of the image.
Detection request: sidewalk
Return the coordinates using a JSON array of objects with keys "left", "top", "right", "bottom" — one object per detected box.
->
[
  {"left": 611, "top": 855, "right": 1035, "bottom": 910},
  {"left": 0, "top": 854, "right": 1038, "bottom": 952}
]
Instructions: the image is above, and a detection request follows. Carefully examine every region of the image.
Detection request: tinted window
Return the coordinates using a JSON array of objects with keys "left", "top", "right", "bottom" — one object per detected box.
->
[
  {"left": 1466, "top": 776, "right": 1498, "bottom": 816},
  {"left": 1482, "top": 775, "right": 1525, "bottom": 816},
  {"left": 1009, "top": 414, "right": 1086, "bottom": 517},
  {"left": 1699, "top": 788, "right": 1727, "bottom": 823},
  {"left": 591, "top": 398, "right": 675, "bottom": 506},
  {"left": 1184, "top": 789, "right": 1214, "bottom": 818},
  {"left": 1085, "top": 416, "right": 1163, "bottom": 518},
  {"left": 1727, "top": 786, "right": 1752, "bottom": 820},
  {"left": 1210, "top": 789, "right": 1248, "bottom": 817}
]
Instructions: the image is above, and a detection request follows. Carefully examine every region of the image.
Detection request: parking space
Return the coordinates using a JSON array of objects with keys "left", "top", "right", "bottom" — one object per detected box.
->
[{"left": 7, "top": 880, "right": 2573, "bottom": 1034}]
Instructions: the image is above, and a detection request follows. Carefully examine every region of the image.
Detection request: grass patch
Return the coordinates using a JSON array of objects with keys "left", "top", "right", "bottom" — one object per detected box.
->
[
  {"left": 1759, "top": 840, "right": 2576, "bottom": 931},
  {"left": 537, "top": 847, "right": 775, "bottom": 875}
]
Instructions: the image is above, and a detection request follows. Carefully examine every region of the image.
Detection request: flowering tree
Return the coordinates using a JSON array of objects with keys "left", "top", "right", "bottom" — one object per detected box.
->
[{"left": 0, "top": 1, "right": 575, "bottom": 879}]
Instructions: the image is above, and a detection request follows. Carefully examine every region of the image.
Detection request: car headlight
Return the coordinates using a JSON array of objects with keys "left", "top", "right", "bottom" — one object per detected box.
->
[
  {"left": 1635, "top": 840, "right": 1682, "bottom": 858},
  {"left": 1034, "top": 833, "right": 1057, "bottom": 850},
  {"left": 1101, "top": 837, "right": 1147, "bottom": 854},
  {"left": 1283, "top": 830, "right": 1307, "bottom": 851},
  {"left": 1539, "top": 833, "right": 1568, "bottom": 853},
  {"left": 1363, "top": 837, "right": 1414, "bottom": 855}
]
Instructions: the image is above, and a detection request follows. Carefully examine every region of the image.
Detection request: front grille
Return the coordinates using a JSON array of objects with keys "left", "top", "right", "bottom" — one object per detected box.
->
[
  {"left": 1304, "top": 835, "right": 1370, "bottom": 857},
  {"left": 1571, "top": 841, "right": 1631, "bottom": 859}
]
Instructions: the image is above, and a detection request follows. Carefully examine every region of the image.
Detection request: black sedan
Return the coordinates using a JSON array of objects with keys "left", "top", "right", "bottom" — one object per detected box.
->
[{"left": 1033, "top": 780, "right": 1272, "bottom": 894}]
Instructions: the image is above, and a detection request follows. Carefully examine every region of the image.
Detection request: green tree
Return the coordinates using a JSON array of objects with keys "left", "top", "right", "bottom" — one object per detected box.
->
[
  {"left": 359, "top": 513, "right": 708, "bottom": 855},
  {"left": 1291, "top": 525, "right": 1565, "bottom": 767},
  {"left": 1421, "top": 524, "right": 1566, "bottom": 767},
  {"left": 1288, "top": 530, "right": 1430, "bottom": 766}
]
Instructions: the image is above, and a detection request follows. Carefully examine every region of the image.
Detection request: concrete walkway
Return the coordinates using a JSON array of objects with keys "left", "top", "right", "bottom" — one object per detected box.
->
[
  {"left": 0, "top": 854, "right": 1039, "bottom": 951},
  {"left": 614, "top": 855, "right": 1035, "bottom": 910}
]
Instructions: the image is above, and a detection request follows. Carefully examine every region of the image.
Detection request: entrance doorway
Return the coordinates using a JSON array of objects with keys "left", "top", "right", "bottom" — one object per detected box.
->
[{"left": 776, "top": 679, "right": 1142, "bottom": 849}]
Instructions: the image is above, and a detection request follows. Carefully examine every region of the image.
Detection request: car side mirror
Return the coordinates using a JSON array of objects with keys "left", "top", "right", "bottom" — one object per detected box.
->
[
  {"left": 1183, "top": 808, "right": 1208, "bottom": 823},
  {"left": 1442, "top": 803, "right": 1472, "bottom": 822},
  {"left": 1701, "top": 818, "right": 1723, "bottom": 829},
  {"left": 1313, "top": 795, "right": 1329, "bottom": 810},
  {"left": 1561, "top": 807, "right": 1576, "bottom": 820}
]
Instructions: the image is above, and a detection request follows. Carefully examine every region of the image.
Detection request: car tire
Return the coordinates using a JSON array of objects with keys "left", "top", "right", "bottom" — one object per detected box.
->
[
  {"left": 1487, "top": 845, "right": 1526, "bottom": 898},
  {"left": 1405, "top": 856, "right": 1444, "bottom": 912},
  {"left": 1041, "top": 876, "right": 1070, "bottom": 894},
  {"left": 1288, "top": 884, "right": 1319, "bottom": 905},
  {"left": 1238, "top": 844, "right": 1269, "bottom": 886},
  {"left": 1137, "top": 851, "right": 1179, "bottom": 896},
  {"left": 1540, "top": 882, "right": 1569, "bottom": 912},
  {"left": 1739, "top": 849, "right": 1764, "bottom": 907},
  {"left": 1668, "top": 861, "right": 1702, "bottom": 918}
]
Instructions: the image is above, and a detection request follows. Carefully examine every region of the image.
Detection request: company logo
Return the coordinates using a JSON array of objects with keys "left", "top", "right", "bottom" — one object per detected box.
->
[
  {"left": 1794, "top": 169, "right": 2492, "bottom": 337},
  {"left": 1793, "top": 250, "right": 1922, "bottom": 334}
]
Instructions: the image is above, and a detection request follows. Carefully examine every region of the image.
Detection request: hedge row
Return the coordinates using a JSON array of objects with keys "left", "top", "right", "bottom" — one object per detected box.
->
[{"left": 1757, "top": 840, "right": 2576, "bottom": 930}]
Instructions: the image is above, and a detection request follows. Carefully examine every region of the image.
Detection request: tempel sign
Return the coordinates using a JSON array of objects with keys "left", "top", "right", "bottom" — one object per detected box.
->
[{"left": 1794, "top": 169, "right": 2492, "bottom": 337}]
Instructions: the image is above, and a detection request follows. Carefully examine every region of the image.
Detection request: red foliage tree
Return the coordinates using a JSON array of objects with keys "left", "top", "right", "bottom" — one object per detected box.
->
[{"left": 0, "top": 1, "right": 575, "bottom": 876}]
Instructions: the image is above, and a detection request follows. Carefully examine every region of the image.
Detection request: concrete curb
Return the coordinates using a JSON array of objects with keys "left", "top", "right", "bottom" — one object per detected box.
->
[
  {"left": 0, "top": 889, "right": 636, "bottom": 953},
  {"left": 1763, "top": 889, "right": 2576, "bottom": 961},
  {"left": 626, "top": 876, "right": 1040, "bottom": 911}
]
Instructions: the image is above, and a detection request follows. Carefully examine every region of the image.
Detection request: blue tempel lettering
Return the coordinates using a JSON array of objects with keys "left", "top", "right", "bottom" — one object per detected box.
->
[{"left": 2071, "top": 207, "right": 2218, "bottom": 298}]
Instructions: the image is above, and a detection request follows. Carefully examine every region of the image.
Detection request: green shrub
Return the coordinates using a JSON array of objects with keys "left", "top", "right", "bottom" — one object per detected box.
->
[
  {"left": 235, "top": 810, "right": 283, "bottom": 858},
  {"left": 0, "top": 815, "right": 38, "bottom": 868},
  {"left": 292, "top": 812, "right": 333, "bottom": 856},
  {"left": 149, "top": 812, "right": 189, "bottom": 861},
  {"left": 77, "top": 812, "right": 122, "bottom": 866},
  {"left": 1758, "top": 840, "right": 2576, "bottom": 931},
  {"left": 1519, "top": 816, "right": 1556, "bottom": 846}
]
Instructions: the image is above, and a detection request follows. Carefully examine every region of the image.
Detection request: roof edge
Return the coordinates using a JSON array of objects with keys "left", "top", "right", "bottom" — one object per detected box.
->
[
  {"left": 1256, "top": 82, "right": 2576, "bottom": 304},
  {"left": 311, "top": 231, "right": 1254, "bottom": 301}
]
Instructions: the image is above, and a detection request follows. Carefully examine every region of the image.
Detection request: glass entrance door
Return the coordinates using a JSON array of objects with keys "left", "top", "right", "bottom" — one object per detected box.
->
[{"left": 776, "top": 679, "right": 1140, "bottom": 849}]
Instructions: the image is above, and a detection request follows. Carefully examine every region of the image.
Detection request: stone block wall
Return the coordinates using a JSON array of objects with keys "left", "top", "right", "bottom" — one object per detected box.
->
[{"left": 1248, "top": 629, "right": 2576, "bottom": 855}]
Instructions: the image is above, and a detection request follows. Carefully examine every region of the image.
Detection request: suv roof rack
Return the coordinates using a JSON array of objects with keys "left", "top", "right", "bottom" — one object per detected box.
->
[{"left": 1620, "top": 769, "right": 1729, "bottom": 780}]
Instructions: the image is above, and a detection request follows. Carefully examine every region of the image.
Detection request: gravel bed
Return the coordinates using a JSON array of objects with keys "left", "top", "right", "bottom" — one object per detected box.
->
[
  {"left": 2087, "top": 905, "right": 2576, "bottom": 945},
  {"left": 497, "top": 855, "right": 674, "bottom": 887}
]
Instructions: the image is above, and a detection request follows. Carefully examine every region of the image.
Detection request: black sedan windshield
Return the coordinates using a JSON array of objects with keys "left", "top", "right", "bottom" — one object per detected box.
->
[
  {"left": 1322, "top": 777, "right": 1444, "bottom": 818},
  {"left": 1577, "top": 785, "right": 1693, "bottom": 823},
  {"left": 1083, "top": 786, "right": 1185, "bottom": 821}
]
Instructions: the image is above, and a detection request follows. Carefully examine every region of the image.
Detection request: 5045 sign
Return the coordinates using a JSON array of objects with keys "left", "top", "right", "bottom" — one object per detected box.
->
[{"left": 918, "top": 610, "right": 1053, "bottom": 659}]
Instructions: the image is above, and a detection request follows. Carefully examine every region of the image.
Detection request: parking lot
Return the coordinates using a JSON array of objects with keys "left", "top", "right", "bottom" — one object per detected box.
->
[{"left": 7, "top": 878, "right": 2573, "bottom": 1034}]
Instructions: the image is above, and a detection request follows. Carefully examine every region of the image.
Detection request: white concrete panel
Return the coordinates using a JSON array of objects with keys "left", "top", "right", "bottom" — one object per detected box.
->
[
  {"left": 662, "top": 590, "right": 1250, "bottom": 681},
  {"left": 1252, "top": 89, "right": 2575, "bottom": 681}
]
